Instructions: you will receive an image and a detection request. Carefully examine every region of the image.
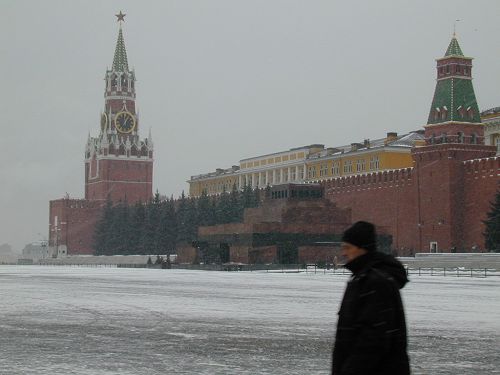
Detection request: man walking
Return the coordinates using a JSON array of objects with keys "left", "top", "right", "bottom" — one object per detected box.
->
[{"left": 332, "top": 221, "right": 410, "bottom": 375}]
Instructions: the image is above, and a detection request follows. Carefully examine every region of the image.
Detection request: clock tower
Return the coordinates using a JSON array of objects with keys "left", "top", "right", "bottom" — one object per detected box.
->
[{"left": 85, "top": 13, "right": 153, "bottom": 203}]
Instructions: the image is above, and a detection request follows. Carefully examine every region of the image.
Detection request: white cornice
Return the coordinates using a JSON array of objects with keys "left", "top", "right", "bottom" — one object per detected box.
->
[
  {"left": 105, "top": 94, "right": 136, "bottom": 100},
  {"left": 424, "top": 121, "right": 484, "bottom": 128},
  {"left": 436, "top": 76, "right": 472, "bottom": 81},
  {"left": 85, "top": 155, "right": 153, "bottom": 162},
  {"left": 86, "top": 180, "right": 152, "bottom": 185}
]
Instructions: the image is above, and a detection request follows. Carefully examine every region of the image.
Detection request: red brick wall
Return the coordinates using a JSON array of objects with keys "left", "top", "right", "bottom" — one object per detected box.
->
[
  {"left": 413, "top": 145, "right": 496, "bottom": 252},
  {"left": 85, "top": 158, "right": 153, "bottom": 203},
  {"left": 424, "top": 123, "right": 485, "bottom": 141},
  {"left": 108, "top": 99, "right": 135, "bottom": 114},
  {"left": 324, "top": 168, "right": 419, "bottom": 253},
  {"left": 462, "top": 157, "right": 500, "bottom": 250},
  {"left": 323, "top": 145, "right": 499, "bottom": 254},
  {"left": 230, "top": 246, "right": 250, "bottom": 264},
  {"left": 176, "top": 245, "right": 197, "bottom": 264},
  {"left": 298, "top": 245, "right": 342, "bottom": 264},
  {"left": 249, "top": 246, "right": 277, "bottom": 264},
  {"left": 49, "top": 199, "right": 104, "bottom": 255}
]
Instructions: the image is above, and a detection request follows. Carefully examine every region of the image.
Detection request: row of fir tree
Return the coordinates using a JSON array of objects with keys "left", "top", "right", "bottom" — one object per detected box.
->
[{"left": 93, "top": 185, "right": 262, "bottom": 255}]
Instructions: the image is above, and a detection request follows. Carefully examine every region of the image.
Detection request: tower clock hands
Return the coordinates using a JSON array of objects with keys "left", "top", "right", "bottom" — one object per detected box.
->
[{"left": 114, "top": 111, "right": 135, "bottom": 133}]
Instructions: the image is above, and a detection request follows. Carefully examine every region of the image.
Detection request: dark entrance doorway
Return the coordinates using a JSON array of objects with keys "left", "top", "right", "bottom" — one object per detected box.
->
[
  {"left": 219, "top": 243, "right": 230, "bottom": 263},
  {"left": 278, "top": 242, "right": 298, "bottom": 264},
  {"left": 197, "top": 242, "right": 230, "bottom": 264}
]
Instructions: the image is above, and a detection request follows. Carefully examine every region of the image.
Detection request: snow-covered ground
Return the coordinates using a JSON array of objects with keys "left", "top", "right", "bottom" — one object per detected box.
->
[{"left": 0, "top": 266, "right": 498, "bottom": 374}]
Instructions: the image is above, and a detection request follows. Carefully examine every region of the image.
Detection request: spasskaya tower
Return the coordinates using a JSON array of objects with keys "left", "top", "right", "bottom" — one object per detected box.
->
[
  {"left": 85, "top": 11, "right": 153, "bottom": 203},
  {"left": 48, "top": 12, "right": 153, "bottom": 257}
]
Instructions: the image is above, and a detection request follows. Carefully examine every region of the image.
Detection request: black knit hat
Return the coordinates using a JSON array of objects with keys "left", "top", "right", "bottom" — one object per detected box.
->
[{"left": 342, "top": 221, "right": 377, "bottom": 252}]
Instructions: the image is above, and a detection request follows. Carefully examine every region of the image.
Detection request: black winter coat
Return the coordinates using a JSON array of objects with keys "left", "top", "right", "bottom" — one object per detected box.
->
[{"left": 332, "top": 251, "right": 410, "bottom": 375}]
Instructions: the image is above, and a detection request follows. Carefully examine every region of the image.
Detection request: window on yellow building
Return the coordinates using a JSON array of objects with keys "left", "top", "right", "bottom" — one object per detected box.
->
[
  {"left": 369, "top": 156, "right": 379, "bottom": 170},
  {"left": 319, "top": 163, "right": 328, "bottom": 177},
  {"left": 308, "top": 166, "right": 316, "bottom": 179},
  {"left": 332, "top": 162, "right": 340, "bottom": 176},
  {"left": 356, "top": 159, "right": 366, "bottom": 172},
  {"left": 343, "top": 160, "right": 352, "bottom": 174}
]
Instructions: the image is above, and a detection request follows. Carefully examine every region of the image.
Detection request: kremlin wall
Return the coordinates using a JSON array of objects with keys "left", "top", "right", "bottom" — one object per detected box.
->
[
  {"left": 47, "top": 19, "right": 500, "bottom": 261},
  {"left": 187, "top": 35, "right": 499, "bottom": 256}
]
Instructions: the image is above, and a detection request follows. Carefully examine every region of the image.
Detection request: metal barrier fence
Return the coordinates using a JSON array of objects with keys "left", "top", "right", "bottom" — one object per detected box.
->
[
  {"left": 231, "top": 265, "right": 500, "bottom": 277},
  {"left": 405, "top": 267, "right": 499, "bottom": 278},
  {"left": 20, "top": 263, "right": 500, "bottom": 277}
]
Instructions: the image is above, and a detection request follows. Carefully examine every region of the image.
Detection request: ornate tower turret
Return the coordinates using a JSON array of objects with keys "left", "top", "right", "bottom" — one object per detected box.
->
[
  {"left": 102, "top": 20, "right": 137, "bottom": 137},
  {"left": 85, "top": 12, "right": 153, "bottom": 203},
  {"left": 425, "top": 35, "right": 483, "bottom": 144}
]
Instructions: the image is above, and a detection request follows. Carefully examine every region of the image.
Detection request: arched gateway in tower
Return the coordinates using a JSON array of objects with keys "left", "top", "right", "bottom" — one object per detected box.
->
[{"left": 48, "top": 15, "right": 153, "bottom": 257}]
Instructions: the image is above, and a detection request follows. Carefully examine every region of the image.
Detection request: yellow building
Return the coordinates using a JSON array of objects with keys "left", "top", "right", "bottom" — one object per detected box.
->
[
  {"left": 481, "top": 107, "right": 500, "bottom": 153},
  {"left": 188, "top": 131, "right": 424, "bottom": 197}
]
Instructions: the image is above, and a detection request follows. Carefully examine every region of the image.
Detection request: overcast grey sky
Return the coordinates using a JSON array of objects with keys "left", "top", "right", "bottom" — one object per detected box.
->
[{"left": 1, "top": 0, "right": 499, "bottom": 251}]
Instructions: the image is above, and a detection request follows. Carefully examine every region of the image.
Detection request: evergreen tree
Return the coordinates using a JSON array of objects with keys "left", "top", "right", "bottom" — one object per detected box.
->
[
  {"left": 129, "top": 200, "right": 146, "bottom": 254},
  {"left": 197, "top": 189, "right": 214, "bottom": 226},
  {"left": 484, "top": 187, "right": 500, "bottom": 252},
  {"left": 252, "top": 186, "right": 261, "bottom": 207},
  {"left": 216, "top": 187, "right": 232, "bottom": 224},
  {"left": 242, "top": 183, "right": 254, "bottom": 208},
  {"left": 185, "top": 197, "right": 199, "bottom": 240},
  {"left": 107, "top": 200, "right": 130, "bottom": 255},
  {"left": 265, "top": 184, "right": 271, "bottom": 200},
  {"left": 143, "top": 191, "right": 162, "bottom": 254},
  {"left": 116, "top": 201, "right": 131, "bottom": 254},
  {"left": 209, "top": 195, "right": 218, "bottom": 225},
  {"left": 229, "top": 183, "right": 243, "bottom": 222},
  {"left": 176, "top": 191, "right": 190, "bottom": 243},
  {"left": 157, "top": 197, "right": 177, "bottom": 254},
  {"left": 93, "top": 197, "right": 113, "bottom": 255}
]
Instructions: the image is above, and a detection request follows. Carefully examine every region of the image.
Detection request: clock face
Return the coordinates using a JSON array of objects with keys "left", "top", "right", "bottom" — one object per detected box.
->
[
  {"left": 100, "top": 113, "right": 108, "bottom": 132},
  {"left": 114, "top": 111, "right": 136, "bottom": 133}
]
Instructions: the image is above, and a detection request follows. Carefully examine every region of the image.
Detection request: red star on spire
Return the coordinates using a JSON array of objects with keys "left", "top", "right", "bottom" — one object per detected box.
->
[{"left": 115, "top": 11, "right": 126, "bottom": 22}]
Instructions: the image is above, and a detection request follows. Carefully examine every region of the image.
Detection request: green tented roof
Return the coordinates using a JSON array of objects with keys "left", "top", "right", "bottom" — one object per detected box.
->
[
  {"left": 445, "top": 37, "right": 464, "bottom": 57},
  {"left": 112, "top": 27, "right": 129, "bottom": 72},
  {"left": 427, "top": 78, "right": 481, "bottom": 124}
]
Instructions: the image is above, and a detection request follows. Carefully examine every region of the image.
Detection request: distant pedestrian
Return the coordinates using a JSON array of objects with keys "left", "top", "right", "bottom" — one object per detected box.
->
[{"left": 332, "top": 221, "right": 410, "bottom": 375}]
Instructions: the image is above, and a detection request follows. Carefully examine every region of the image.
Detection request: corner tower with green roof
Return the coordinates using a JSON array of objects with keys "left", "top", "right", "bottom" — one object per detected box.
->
[
  {"left": 412, "top": 34, "right": 496, "bottom": 254},
  {"left": 425, "top": 35, "right": 483, "bottom": 144}
]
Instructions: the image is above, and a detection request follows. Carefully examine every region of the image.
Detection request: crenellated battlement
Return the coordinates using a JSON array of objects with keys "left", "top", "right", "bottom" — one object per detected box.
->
[
  {"left": 50, "top": 198, "right": 105, "bottom": 210},
  {"left": 321, "top": 167, "right": 414, "bottom": 193},
  {"left": 463, "top": 156, "right": 500, "bottom": 175}
]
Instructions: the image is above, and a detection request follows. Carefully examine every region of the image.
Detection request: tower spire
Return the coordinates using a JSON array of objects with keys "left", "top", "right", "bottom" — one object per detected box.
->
[
  {"left": 424, "top": 35, "right": 482, "bottom": 145},
  {"left": 444, "top": 35, "right": 464, "bottom": 57},
  {"left": 112, "top": 13, "right": 129, "bottom": 72},
  {"left": 427, "top": 35, "right": 479, "bottom": 126}
]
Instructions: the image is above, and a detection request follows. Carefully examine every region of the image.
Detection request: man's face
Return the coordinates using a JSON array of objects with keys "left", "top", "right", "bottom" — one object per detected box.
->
[{"left": 341, "top": 242, "right": 367, "bottom": 262}]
